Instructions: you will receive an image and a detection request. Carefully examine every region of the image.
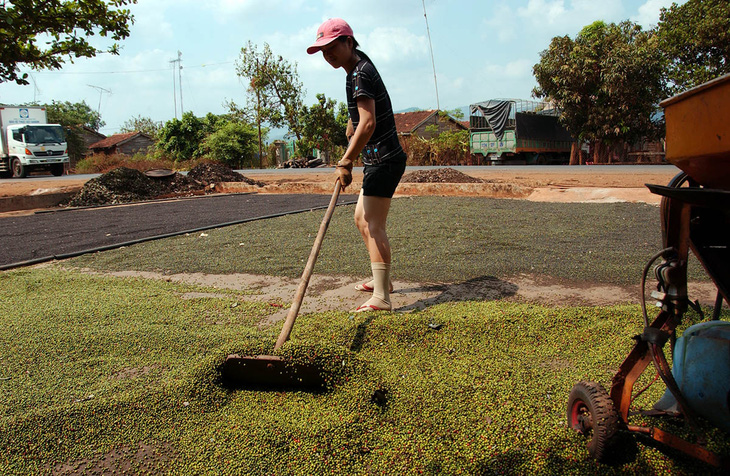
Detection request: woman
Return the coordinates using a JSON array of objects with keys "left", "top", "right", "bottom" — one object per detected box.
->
[{"left": 307, "top": 18, "right": 406, "bottom": 313}]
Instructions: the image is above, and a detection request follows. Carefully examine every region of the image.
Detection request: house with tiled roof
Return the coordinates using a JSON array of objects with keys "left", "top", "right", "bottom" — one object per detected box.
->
[
  {"left": 394, "top": 110, "right": 471, "bottom": 165},
  {"left": 79, "top": 126, "right": 106, "bottom": 151},
  {"left": 72, "top": 126, "right": 107, "bottom": 167},
  {"left": 393, "top": 110, "right": 468, "bottom": 140},
  {"left": 88, "top": 131, "right": 156, "bottom": 156}
]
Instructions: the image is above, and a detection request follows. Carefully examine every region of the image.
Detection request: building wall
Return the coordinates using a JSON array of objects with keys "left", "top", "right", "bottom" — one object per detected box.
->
[
  {"left": 80, "top": 129, "right": 106, "bottom": 150},
  {"left": 77, "top": 128, "right": 106, "bottom": 167},
  {"left": 118, "top": 136, "right": 155, "bottom": 156}
]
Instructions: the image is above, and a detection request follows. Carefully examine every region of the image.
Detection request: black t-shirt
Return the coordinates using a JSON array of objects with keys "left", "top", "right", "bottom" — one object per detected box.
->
[{"left": 346, "top": 58, "right": 403, "bottom": 164}]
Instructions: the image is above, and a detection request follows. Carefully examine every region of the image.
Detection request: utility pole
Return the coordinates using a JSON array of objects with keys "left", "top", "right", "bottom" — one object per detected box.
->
[
  {"left": 255, "top": 58, "right": 263, "bottom": 168},
  {"left": 422, "top": 0, "right": 440, "bottom": 110},
  {"left": 177, "top": 51, "right": 184, "bottom": 113},
  {"left": 87, "top": 84, "right": 111, "bottom": 115},
  {"left": 170, "top": 58, "right": 178, "bottom": 118},
  {"left": 169, "top": 51, "right": 183, "bottom": 118},
  {"left": 30, "top": 74, "right": 40, "bottom": 103}
]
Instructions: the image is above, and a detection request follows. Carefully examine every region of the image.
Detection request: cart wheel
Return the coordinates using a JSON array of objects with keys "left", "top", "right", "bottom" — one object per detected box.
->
[{"left": 567, "top": 381, "right": 619, "bottom": 462}]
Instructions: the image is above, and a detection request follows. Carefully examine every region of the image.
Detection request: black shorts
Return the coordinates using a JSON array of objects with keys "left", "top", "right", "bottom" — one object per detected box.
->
[{"left": 362, "top": 155, "right": 406, "bottom": 198}]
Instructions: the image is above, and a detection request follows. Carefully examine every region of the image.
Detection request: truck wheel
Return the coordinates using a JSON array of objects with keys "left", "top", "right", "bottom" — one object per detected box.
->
[
  {"left": 11, "top": 158, "right": 27, "bottom": 178},
  {"left": 50, "top": 164, "right": 64, "bottom": 176}
]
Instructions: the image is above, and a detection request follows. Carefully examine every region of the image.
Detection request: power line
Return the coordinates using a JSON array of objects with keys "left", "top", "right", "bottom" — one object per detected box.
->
[
  {"left": 422, "top": 0, "right": 440, "bottom": 110},
  {"left": 24, "top": 61, "right": 233, "bottom": 76}
]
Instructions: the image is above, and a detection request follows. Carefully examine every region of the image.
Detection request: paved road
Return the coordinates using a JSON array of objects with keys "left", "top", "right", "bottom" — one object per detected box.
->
[
  {"left": 0, "top": 164, "right": 681, "bottom": 185},
  {"left": 0, "top": 193, "right": 358, "bottom": 269}
]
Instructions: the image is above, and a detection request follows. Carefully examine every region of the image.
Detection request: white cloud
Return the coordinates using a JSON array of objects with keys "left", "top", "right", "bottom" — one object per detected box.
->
[
  {"left": 127, "top": 1, "right": 176, "bottom": 42},
  {"left": 486, "top": 0, "right": 626, "bottom": 45},
  {"left": 0, "top": 0, "right": 689, "bottom": 135},
  {"left": 631, "top": 0, "right": 676, "bottom": 28},
  {"left": 363, "top": 27, "right": 428, "bottom": 64},
  {"left": 197, "top": 0, "right": 311, "bottom": 24}
]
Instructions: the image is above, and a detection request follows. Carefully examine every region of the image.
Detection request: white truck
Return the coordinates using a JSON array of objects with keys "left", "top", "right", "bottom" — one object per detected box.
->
[{"left": 0, "top": 106, "right": 69, "bottom": 178}]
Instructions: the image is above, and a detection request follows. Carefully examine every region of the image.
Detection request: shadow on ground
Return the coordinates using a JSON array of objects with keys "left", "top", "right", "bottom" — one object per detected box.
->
[{"left": 395, "top": 275, "right": 518, "bottom": 312}]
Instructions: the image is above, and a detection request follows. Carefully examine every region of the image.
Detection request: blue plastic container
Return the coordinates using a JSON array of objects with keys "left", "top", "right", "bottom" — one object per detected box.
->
[{"left": 654, "top": 321, "right": 730, "bottom": 433}]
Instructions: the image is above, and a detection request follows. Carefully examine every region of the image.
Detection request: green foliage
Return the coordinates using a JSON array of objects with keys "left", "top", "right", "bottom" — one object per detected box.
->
[
  {"left": 442, "top": 108, "right": 465, "bottom": 120},
  {"left": 44, "top": 100, "right": 104, "bottom": 162},
  {"left": 155, "top": 112, "right": 262, "bottom": 166},
  {"left": 119, "top": 115, "right": 163, "bottom": 137},
  {"left": 533, "top": 21, "right": 665, "bottom": 151},
  {"left": 0, "top": 1, "right": 137, "bottom": 85},
  {"left": 156, "top": 112, "right": 206, "bottom": 162},
  {"left": 430, "top": 129, "right": 469, "bottom": 161},
  {"left": 155, "top": 112, "right": 226, "bottom": 163},
  {"left": 45, "top": 100, "right": 104, "bottom": 131},
  {"left": 1, "top": 268, "right": 726, "bottom": 474},
  {"left": 236, "top": 41, "right": 305, "bottom": 140},
  {"left": 402, "top": 129, "right": 470, "bottom": 166},
  {"left": 297, "top": 94, "right": 348, "bottom": 160},
  {"left": 200, "top": 120, "right": 258, "bottom": 168},
  {"left": 656, "top": 0, "right": 730, "bottom": 93}
]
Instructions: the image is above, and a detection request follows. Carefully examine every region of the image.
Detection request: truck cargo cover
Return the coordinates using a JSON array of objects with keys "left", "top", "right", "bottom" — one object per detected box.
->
[
  {"left": 470, "top": 100, "right": 511, "bottom": 140},
  {"left": 515, "top": 113, "right": 574, "bottom": 142}
]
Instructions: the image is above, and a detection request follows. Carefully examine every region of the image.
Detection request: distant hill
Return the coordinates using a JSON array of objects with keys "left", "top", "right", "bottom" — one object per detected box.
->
[{"left": 395, "top": 107, "right": 423, "bottom": 113}]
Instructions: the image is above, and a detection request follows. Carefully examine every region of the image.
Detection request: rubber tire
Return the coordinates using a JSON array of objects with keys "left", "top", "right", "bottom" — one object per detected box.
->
[
  {"left": 567, "top": 381, "right": 619, "bottom": 463},
  {"left": 50, "top": 164, "right": 64, "bottom": 176},
  {"left": 11, "top": 157, "right": 27, "bottom": 178}
]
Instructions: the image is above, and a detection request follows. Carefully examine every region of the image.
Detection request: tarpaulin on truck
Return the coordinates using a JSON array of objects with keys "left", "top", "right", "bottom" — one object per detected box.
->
[
  {"left": 515, "top": 112, "right": 573, "bottom": 142},
  {"left": 469, "top": 100, "right": 512, "bottom": 140}
]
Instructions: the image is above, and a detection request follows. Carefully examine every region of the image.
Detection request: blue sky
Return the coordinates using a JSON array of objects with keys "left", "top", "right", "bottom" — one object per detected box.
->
[{"left": 0, "top": 0, "right": 686, "bottom": 136}]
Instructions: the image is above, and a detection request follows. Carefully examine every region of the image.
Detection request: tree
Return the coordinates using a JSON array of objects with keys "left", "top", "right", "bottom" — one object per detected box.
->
[
  {"left": 200, "top": 120, "right": 258, "bottom": 168},
  {"left": 444, "top": 108, "right": 464, "bottom": 121},
  {"left": 235, "top": 42, "right": 305, "bottom": 164},
  {"left": 120, "top": 115, "right": 162, "bottom": 137},
  {"left": 533, "top": 21, "right": 665, "bottom": 164},
  {"left": 45, "top": 100, "right": 104, "bottom": 161},
  {"left": 156, "top": 112, "right": 206, "bottom": 162},
  {"left": 0, "top": 1, "right": 137, "bottom": 85},
  {"left": 656, "top": 0, "right": 730, "bottom": 93},
  {"left": 297, "top": 94, "right": 348, "bottom": 161},
  {"left": 156, "top": 112, "right": 258, "bottom": 164}
]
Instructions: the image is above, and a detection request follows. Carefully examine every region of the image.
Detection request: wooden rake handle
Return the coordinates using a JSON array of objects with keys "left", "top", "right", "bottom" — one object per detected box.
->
[{"left": 274, "top": 179, "right": 343, "bottom": 350}]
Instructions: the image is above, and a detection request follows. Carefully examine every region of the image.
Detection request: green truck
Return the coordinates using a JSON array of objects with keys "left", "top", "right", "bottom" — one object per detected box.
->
[{"left": 469, "top": 99, "right": 573, "bottom": 165}]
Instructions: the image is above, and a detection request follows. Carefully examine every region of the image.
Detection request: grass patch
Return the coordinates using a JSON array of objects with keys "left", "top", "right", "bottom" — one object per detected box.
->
[
  {"left": 1, "top": 268, "right": 727, "bottom": 474},
  {"left": 65, "top": 196, "right": 708, "bottom": 285}
]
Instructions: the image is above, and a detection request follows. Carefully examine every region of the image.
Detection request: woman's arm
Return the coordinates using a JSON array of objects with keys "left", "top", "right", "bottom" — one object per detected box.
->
[
  {"left": 342, "top": 97, "right": 376, "bottom": 163},
  {"left": 336, "top": 96, "right": 376, "bottom": 188}
]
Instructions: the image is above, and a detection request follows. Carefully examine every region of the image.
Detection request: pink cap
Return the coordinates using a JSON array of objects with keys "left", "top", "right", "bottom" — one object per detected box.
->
[{"left": 307, "top": 18, "right": 354, "bottom": 54}]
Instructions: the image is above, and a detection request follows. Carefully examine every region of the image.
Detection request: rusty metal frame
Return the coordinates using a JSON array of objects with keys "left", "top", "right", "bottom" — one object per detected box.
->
[{"left": 609, "top": 193, "right": 728, "bottom": 469}]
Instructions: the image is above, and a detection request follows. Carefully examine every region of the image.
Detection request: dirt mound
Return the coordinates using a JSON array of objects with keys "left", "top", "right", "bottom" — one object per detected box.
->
[
  {"left": 401, "top": 167, "right": 484, "bottom": 183},
  {"left": 187, "top": 162, "right": 264, "bottom": 186},
  {"left": 66, "top": 167, "right": 205, "bottom": 207},
  {"left": 65, "top": 164, "right": 266, "bottom": 208}
]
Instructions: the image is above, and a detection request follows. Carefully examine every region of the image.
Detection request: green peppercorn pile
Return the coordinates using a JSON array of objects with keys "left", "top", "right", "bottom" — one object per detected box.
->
[
  {"left": 1, "top": 268, "right": 727, "bottom": 474},
  {"left": 64, "top": 197, "right": 711, "bottom": 285}
]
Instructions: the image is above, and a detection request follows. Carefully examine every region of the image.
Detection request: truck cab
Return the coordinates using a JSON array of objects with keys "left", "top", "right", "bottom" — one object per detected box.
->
[{"left": 0, "top": 107, "right": 70, "bottom": 178}]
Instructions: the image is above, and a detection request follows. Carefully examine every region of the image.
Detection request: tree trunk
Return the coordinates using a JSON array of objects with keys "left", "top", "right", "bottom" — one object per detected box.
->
[
  {"left": 569, "top": 142, "right": 581, "bottom": 165},
  {"left": 593, "top": 141, "right": 607, "bottom": 164}
]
